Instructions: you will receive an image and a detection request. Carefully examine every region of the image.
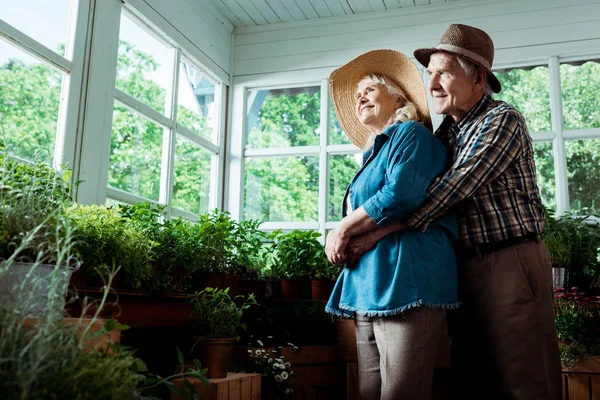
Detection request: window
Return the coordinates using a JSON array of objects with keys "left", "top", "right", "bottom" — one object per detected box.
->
[
  {"left": 329, "top": 154, "right": 361, "bottom": 221},
  {"left": 566, "top": 139, "right": 600, "bottom": 214},
  {"left": 561, "top": 61, "right": 600, "bottom": 131},
  {"left": 0, "top": 0, "right": 79, "bottom": 163},
  {"left": 108, "top": 11, "right": 223, "bottom": 217},
  {"left": 495, "top": 65, "right": 551, "bottom": 133},
  {"left": 243, "top": 86, "right": 321, "bottom": 222}
]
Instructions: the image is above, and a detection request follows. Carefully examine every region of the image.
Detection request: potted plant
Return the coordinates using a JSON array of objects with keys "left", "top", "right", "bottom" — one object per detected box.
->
[
  {"left": 272, "top": 230, "right": 323, "bottom": 299},
  {"left": 190, "top": 287, "right": 257, "bottom": 378},
  {"left": 309, "top": 252, "right": 340, "bottom": 301},
  {"left": 0, "top": 154, "right": 77, "bottom": 316},
  {"left": 68, "top": 204, "right": 157, "bottom": 290},
  {"left": 554, "top": 288, "right": 600, "bottom": 367}
]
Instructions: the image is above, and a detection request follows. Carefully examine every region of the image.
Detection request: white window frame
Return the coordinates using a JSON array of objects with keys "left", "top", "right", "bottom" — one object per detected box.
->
[
  {"left": 0, "top": 0, "right": 90, "bottom": 173},
  {"left": 93, "top": 2, "right": 227, "bottom": 220}
]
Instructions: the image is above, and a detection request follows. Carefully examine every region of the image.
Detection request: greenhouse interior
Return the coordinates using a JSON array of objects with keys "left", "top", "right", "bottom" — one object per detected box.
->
[{"left": 1, "top": 0, "right": 600, "bottom": 398}]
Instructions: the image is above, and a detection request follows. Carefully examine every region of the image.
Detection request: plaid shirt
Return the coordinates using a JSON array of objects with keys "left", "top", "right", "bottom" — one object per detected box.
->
[{"left": 406, "top": 95, "right": 545, "bottom": 246}]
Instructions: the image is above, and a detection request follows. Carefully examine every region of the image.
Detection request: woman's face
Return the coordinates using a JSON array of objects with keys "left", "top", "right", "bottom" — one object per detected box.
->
[{"left": 355, "top": 79, "right": 402, "bottom": 134}]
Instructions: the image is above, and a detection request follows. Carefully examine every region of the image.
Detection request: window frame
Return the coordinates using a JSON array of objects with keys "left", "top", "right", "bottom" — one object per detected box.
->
[{"left": 103, "top": 4, "right": 227, "bottom": 220}]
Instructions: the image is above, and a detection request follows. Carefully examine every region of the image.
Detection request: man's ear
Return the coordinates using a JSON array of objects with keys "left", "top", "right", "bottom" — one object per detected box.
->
[{"left": 474, "top": 68, "right": 487, "bottom": 91}]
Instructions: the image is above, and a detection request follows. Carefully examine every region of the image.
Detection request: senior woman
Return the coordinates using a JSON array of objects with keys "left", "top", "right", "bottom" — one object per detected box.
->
[{"left": 324, "top": 50, "right": 458, "bottom": 400}]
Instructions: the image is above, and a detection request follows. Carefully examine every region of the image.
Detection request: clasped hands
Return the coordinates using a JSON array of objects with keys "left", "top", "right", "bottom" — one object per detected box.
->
[{"left": 325, "top": 228, "right": 376, "bottom": 266}]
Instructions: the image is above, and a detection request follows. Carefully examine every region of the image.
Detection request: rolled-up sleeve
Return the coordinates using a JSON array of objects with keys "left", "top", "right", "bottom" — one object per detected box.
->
[{"left": 362, "top": 122, "right": 441, "bottom": 227}]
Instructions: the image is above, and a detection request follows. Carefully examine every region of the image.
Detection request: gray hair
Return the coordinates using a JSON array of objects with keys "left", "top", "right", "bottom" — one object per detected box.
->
[
  {"left": 456, "top": 56, "right": 494, "bottom": 96},
  {"left": 359, "top": 74, "right": 420, "bottom": 148}
]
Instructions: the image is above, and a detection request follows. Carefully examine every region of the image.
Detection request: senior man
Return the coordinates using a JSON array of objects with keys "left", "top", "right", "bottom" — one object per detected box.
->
[{"left": 331, "top": 24, "right": 562, "bottom": 399}]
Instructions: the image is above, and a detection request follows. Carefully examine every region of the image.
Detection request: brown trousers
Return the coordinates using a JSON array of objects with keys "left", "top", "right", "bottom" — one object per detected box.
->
[{"left": 449, "top": 240, "right": 562, "bottom": 400}]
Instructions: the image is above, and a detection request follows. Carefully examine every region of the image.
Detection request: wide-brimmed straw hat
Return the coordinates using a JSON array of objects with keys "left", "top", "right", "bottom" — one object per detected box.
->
[
  {"left": 414, "top": 24, "right": 501, "bottom": 93},
  {"left": 329, "top": 49, "right": 432, "bottom": 149}
]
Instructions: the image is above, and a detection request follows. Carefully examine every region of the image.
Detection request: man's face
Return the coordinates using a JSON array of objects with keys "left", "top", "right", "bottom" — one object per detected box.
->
[{"left": 426, "top": 52, "right": 479, "bottom": 121}]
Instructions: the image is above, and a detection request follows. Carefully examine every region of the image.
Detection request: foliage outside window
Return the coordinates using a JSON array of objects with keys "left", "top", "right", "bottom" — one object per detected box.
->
[
  {"left": 109, "top": 13, "right": 220, "bottom": 214},
  {"left": 566, "top": 139, "right": 600, "bottom": 214},
  {"left": 328, "top": 154, "right": 361, "bottom": 221},
  {"left": 329, "top": 103, "right": 351, "bottom": 145},
  {"left": 561, "top": 61, "right": 600, "bottom": 130},
  {"left": 245, "top": 156, "right": 319, "bottom": 222},
  {"left": 495, "top": 66, "right": 551, "bottom": 133},
  {"left": 243, "top": 87, "right": 322, "bottom": 223},
  {"left": 0, "top": 35, "right": 64, "bottom": 163}
]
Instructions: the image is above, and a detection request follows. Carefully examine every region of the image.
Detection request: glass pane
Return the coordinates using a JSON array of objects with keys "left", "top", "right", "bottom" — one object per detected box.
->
[
  {"left": 566, "top": 139, "right": 600, "bottom": 214},
  {"left": 109, "top": 104, "right": 162, "bottom": 201},
  {"left": 495, "top": 66, "right": 551, "bottom": 133},
  {"left": 328, "top": 154, "right": 361, "bottom": 221},
  {"left": 172, "top": 135, "right": 212, "bottom": 214},
  {"left": 177, "top": 61, "right": 218, "bottom": 143},
  {"left": 246, "top": 86, "right": 320, "bottom": 149},
  {"left": 106, "top": 198, "right": 129, "bottom": 207},
  {"left": 561, "top": 61, "right": 600, "bottom": 130},
  {"left": 116, "top": 13, "right": 174, "bottom": 115},
  {"left": 0, "top": 40, "right": 63, "bottom": 163},
  {"left": 329, "top": 102, "right": 352, "bottom": 145},
  {"left": 533, "top": 142, "right": 556, "bottom": 210},
  {"left": 244, "top": 156, "right": 319, "bottom": 222},
  {"left": 1, "top": 0, "right": 72, "bottom": 58}
]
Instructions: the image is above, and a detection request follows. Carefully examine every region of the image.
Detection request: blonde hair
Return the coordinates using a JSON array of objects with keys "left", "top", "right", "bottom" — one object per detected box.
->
[{"left": 359, "top": 74, "right": 421, "bottom": 148}]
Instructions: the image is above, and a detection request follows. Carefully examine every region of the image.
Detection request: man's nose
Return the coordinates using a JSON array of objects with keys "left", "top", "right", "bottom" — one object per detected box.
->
[{"left": 428, "top": 75, "right": 440, "bottom": 92}]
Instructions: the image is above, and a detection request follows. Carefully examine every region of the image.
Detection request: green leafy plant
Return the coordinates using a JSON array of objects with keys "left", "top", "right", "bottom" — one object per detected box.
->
[
  {"left": 190, "top": 287, "right": 258, "bottom": 339},
  {"left": 68, "top": 204, "right": 157, "bottom": 289},
  {"left": 271, "top": 230, "right": 327, "bottom": 280},
  {"left": 229, "top": 219, "right": 269, "bottom": 277}
]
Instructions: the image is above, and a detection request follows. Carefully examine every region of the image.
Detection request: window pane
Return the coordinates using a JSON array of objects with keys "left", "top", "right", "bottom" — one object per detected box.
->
[
  {"left": 116, "top": 13, "right": 174, "bottom": 115},
  {"left": 172, "top": 136, "right": 212, "bottom": 214},
  {"left": 329, "top": 102, "right": 352, "bottom": 145},
  {"left": 533, "top": 142, "right": 556, "bottom": 210},
  {"left": 244, "top": 156, "right": 319, "bottom": 222},
  {"left": 329, "top": 154, "right": 361, "bottom": 221},
  {"left": 177, "top": 61, "right": 218, "bottom": 143},
  {"left": 561, "top": 61, "right": 600, "bottom": 130},
  {"left": 495, "top": 66, "right": 551, "bottom": 133},
  {"left": 109, "top": 104, "right": 162, "bottom": 201},
  {"left": 566, "top": 139, "right": 600, "bottom": 213},
  {"left": 1, "top": 0, "right": 72, "bottom": 58},
  {"left": 246, "top": 87, "right": 320, "bottom": 149},
  {"left": 0, "top": 40, "right": 63, "bottom": 163}
]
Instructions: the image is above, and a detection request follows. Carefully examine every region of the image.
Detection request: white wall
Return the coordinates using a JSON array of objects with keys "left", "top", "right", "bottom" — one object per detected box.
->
[
  {"left": 232, "top": 0, "right": 600, "bottom": 80},
  {"left": 128, "top": 0, "right": 234, "bottom": 81}
]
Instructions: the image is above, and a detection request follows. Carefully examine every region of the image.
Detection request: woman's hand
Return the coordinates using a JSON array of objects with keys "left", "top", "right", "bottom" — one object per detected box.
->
[
  {"left": 345, "top": 231, "right": 379, "bottom": 265},
  {"left": 325, "top": 228, "right": 350, "bottom": 265}
]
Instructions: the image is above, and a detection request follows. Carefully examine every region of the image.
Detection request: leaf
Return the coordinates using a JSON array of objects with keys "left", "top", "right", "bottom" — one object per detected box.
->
[
  {"left": 103, "top": 318, "right": 116, "bottom": 332},
  {"left": 177, "top": 346, "right": 185, "bottom": 366},
  {"left": 165, "top": 380, "right": 177, "bottom": 392},
  {"left": 135, "top": 358, "right": 148, "bottom": 372}
]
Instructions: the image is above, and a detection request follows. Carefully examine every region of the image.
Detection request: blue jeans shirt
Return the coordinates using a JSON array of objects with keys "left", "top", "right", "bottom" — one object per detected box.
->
[{"left": 326, "top": 121, "right": 459, "bottom": 317}]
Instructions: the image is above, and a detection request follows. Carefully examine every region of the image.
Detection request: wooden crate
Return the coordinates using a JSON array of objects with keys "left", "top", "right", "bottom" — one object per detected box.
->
[
  {"left": 171, "top": 373, "right": 261, "bottom": 400},
  {"left": 562, "top": 356, "right": 600, "bottom": 400}
]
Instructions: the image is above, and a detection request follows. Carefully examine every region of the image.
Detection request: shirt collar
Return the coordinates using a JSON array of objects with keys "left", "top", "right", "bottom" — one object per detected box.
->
[{"left": 456, "top": 94, "right": 492, "bottom": 130}]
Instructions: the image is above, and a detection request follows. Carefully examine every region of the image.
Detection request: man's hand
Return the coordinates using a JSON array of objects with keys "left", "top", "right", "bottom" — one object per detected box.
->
[
  {"left": 325, "top": 228, "right": 350, "bottom": 265},
  {"left": 346, "top": 231, "right": 379, "bottom": 265}
]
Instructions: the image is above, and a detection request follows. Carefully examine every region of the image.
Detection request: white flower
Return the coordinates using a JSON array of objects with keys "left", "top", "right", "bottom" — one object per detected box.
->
[
  {"left": 255, "top": 350, "right": 261, "bottom": 355},
  {"left": 285, "top": 389, "right": 291, "bottom": 394},
  {"left": 281, "top": 371, "right": 289, "bottom": 380},
  {"left": 284, "top": 362, "right": 291, "bottom": 368},
  {"left": 275, "top": 358, "right": 283, "bottom": 363},
  {"left": 268, "top": 358, "right": 273, "bottom": 363},
  {"left": 247, "top": 349, "right": 252, "bottom": 354},
  {"left": 256, "top": 340, "right": 264, "bottom": 347},
  {"left": 279, "top": 364, "right": 286, "bottom": 370},
  {"left": 272, "top": 363, "right": 280, "bottom": 368},
  {"left": 274, "top": 375, "right": 283, "bottom": 383}
]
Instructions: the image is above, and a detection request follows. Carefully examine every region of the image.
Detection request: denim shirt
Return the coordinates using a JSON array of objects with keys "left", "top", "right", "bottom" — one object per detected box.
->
[{"left": 326, "top": 121, "right": 459, "bottom": 317}]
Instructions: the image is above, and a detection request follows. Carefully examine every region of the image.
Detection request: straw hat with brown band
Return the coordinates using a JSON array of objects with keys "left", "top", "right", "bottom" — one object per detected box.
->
[
  {"left": 414, "top": 24, "right": 502, "bottom": 94},
  {"left": 329, "top": 49, "right": 432, "bottom": 150}
]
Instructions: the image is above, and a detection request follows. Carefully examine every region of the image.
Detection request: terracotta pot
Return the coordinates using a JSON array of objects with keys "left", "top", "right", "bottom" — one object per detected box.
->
[
  {"left": 254, "top": 280, "right": 267, "bottom": 301},
  {"left": 311, "top": 279, "right": 334, "bottom": 301},
  {"left": 222, "top": 274, "right": 238, "bottom": 296},
  {"left": 198, "top": 272, "right": 223, "bottom": 291},
  {"left": 264, "top": 280, "right": 282, "bottom": 300},
  {"left": 235, "top": 278, "right": 257, "bottom": 299},
  {"left": 281, "top": 279, "right": 311, "bottom": 299},
  {"left": 197, "top": 337, "right": 237, "bottom": 378}
]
